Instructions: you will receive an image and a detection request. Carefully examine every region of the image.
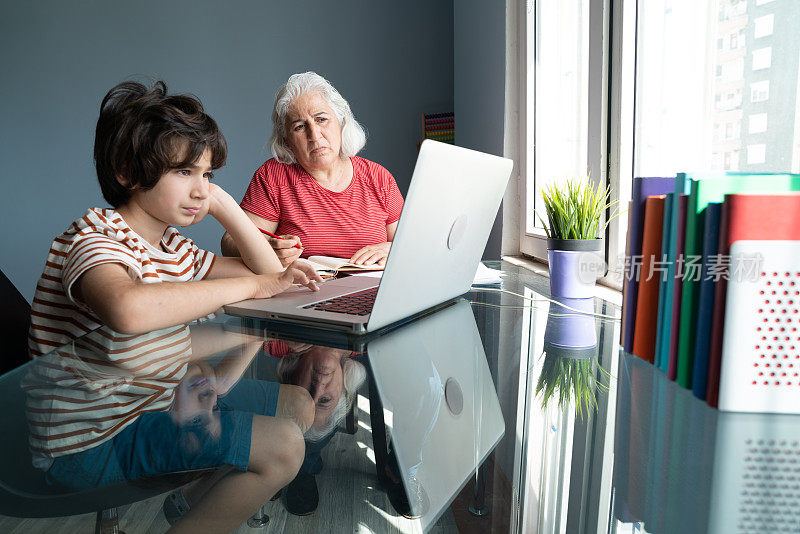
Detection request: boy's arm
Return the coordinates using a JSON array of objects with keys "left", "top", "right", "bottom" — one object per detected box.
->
[
  {"left": 211, "top": 340, "right": 263, "bottom": 396},
  {"left": 75, "top": 262, "right": 316, "bottom": 335},
  {"left": 205, "top": 185, "right": 283, "bottom": 276}
]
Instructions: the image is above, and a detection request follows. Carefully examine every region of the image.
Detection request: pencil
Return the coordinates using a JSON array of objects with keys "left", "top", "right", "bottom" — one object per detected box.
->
[{"left": 258, "top": 227, "right": 303, "bottom": 249}]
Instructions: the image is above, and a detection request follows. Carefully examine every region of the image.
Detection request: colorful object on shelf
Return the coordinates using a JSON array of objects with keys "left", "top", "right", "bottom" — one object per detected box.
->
[
  {"left": 620, "top": 173, "right": 800, "bottom": 414},
  {"left": 422, "top": 112, "right": 454, "bottom": 144},
  {"left": 713, "top": 193, "right": 800, "bottom": 414}
]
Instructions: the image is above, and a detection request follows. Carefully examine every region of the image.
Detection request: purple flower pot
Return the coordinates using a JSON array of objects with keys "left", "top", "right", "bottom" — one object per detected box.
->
[
  {"left": 543, "top": 297, "right": 598, "bottom": 358},
  {"left": 547, "top": 238, "right": 604, "bottom": 299}
]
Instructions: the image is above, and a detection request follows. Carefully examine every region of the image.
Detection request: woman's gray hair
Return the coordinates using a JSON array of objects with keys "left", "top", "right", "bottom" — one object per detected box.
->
[
  {"left": 276, "top": 352, "right": 366, "bottom": 442},
  {"left": 269, "top": 71, "right": 367, "bottom": 164}
]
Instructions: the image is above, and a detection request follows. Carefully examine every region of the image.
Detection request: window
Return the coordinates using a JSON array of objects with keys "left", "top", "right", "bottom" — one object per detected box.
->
[
  {"left": 752, "top": 47, "right": 772, "bottom": 70},
  {"left": 749, "top": 113, "right": 768, "bottom": 134},
  {"left": 520, "top": 0, "right": 602, "bottom": 262},
  {"left": 515, "top": 0, "right": 800, "bottom": 285},
  {"left": 747, "top": 144, "right": 767, "bottom": 164},
  {"left": 754, "top": 14, "right": 774, "bottom": 39},
  {"left": 750, "top": 80, "right": 770, "bottom": 102}
]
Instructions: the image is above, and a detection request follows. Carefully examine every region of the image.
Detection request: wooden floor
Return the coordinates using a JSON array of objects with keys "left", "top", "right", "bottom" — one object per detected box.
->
[{"left": 0, "top": 406, "right": 459, "bottom": 534}]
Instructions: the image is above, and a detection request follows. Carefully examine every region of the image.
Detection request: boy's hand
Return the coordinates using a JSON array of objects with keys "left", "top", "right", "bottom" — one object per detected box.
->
[
  {"left": 189, "top": 183, "right": 235, "bottom": 226},
  {"left": 251, "top": 262, "right": 322, "bottom": 299},
  {"left": 287, "top": 260, "right": 322, "bottom": 285},
  {"left": 267, "top": 235, "right": 303, "bottom": 267}
]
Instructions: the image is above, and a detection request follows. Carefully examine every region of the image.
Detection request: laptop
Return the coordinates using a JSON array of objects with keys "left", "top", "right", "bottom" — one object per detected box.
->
[
  {"left": 223, "top": 139, "right": 513, "bottom": 334},
  {"left": 366, "top": 298, "right": 505, "bottom": 527}
]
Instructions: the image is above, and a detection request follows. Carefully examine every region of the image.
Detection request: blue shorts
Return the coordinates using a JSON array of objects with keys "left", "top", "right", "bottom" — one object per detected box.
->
[{"left": 45, "top": 379, "right": 280, "bottom": 491}]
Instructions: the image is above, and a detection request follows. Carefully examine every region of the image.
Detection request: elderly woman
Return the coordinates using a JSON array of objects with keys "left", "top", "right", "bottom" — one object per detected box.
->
[{"left": 221, "top": 72, "right": 404, "bottom": 267}]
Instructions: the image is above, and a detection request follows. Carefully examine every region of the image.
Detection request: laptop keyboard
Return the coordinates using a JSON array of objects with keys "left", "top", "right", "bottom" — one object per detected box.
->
[{"left": 302, "top": 287, "right": 377, "bottom": 316}]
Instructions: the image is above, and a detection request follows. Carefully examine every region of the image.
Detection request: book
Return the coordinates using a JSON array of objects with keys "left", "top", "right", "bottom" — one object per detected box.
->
[
  {"left": 302, "top": 256, "right": 385, "bottom": 273},
  {"left": 650, "top": 177, "right": 687, "bottom": 376},
  {"left": 632, "top": 195, "right": 666, "bottom": 363},
  {"left": 675, "top": 173, "right": 800, "bottom": 389},
  {"left": 691, "top": 202, "right": 722, "bottom": 400},
  {"left": 706, "top": 193, "right": 800, "bottom": 407},
  {"left": 666, "top": 195, "right": 688, "bottom": 381},
  {"left": 623, "top": 177, "right": 676, "bottom": 354},
  {"left": 653, "top": 193, "right": 673, "bottom": 370},
  {"left": 620, "top": 200, "right": 635, "bottom": 349}
]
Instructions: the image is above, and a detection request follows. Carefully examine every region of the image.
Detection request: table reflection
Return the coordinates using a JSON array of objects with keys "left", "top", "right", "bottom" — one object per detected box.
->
[{"left": 614, "top": 351, "right": 800, "bottom": 534}]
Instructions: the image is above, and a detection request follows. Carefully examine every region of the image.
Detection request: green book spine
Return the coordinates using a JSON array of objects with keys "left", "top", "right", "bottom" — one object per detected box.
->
[{"left": 676, "top": 183, "right": 700, "bottom": 387}]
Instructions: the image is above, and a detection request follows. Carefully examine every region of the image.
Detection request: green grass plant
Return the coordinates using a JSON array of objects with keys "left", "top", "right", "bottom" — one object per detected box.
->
[
  {"left": 535, "top": 353, "right": 610, "bottom": 419},
  {"left": 537, "top": 177, "right": 616, "bottom": 240}
]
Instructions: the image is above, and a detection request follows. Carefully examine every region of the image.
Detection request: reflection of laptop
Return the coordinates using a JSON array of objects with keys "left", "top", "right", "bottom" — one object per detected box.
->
[
  {"left": 367, "top": 299, "right": 505, "bottom": 529},
  {"left": 224, "top": 140, "right": 513, "bottom": 334}
]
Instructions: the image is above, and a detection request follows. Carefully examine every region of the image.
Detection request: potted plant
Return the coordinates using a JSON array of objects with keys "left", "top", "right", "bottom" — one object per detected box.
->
[
  {"left": 536, "top": 299, "right": 608, "bottom": 418},
  {"left": 537, "top": 178, "right": 616, "bottom": 299}
]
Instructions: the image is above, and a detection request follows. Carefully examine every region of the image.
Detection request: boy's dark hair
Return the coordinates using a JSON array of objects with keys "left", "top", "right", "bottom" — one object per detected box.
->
[{"left": 94, "top": 80, "right": 227, "bottom": 208}]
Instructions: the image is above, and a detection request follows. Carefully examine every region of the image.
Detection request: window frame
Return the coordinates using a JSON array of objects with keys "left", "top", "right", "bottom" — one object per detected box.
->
[{"left": 518, "top": 0, "right": 631, "bottom": 290}]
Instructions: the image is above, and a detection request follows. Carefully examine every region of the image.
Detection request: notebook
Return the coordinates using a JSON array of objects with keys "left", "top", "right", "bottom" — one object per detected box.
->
[
  {"left": 223, "top": 140, "right": 513, "bottom": 334},
  {"left": 302, "top": 255, "right": 384, "bottom": 273}
]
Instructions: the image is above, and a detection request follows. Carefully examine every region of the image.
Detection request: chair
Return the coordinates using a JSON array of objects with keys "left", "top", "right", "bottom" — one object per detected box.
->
[
  {"left": 0, "top": 269, "right": 212, "bottom": 533},
  {"left": 0, "top": 269, "right": 32, "bottom": 374}
]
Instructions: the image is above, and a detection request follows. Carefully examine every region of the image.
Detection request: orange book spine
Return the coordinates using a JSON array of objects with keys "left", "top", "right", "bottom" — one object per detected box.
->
[{"left": 632, "top": 195, "right": 667, "bottom": 362}]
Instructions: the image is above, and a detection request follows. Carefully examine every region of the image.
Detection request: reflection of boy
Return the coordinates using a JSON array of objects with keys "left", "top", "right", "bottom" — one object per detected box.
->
[{"left": 25, "top": 80, "right": 319, "bottom": 533}]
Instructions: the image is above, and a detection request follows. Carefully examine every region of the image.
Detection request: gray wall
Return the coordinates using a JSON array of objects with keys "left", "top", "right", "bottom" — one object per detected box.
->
[
  {"left": 454, "top": 1, "right": 506, "bottom": 260},
  {"left": 1, "top": 0, "right": 454, "bottom": 301}
]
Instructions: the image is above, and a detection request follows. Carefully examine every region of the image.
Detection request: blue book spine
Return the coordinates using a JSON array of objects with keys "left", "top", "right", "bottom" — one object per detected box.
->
[
  {"left": 659, "top": 174, "right": 691, "bottom": 373},
  {"left": 691, "top": 202, "right": 722, "bottom": 400},
  {"left": 654, "top": 193, "right": 674, "bottom": 372}
]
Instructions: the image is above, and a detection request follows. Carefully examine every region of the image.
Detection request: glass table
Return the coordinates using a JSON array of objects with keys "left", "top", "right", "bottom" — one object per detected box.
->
[{"left": 0, "top": 260, "right": 796, "bottom": 533}]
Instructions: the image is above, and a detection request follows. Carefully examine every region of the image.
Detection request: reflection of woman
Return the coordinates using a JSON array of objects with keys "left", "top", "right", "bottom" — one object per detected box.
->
[
  {"left": 276, "top": 346, "right": 365, "bottom": 441},
  {"left": 265, "top": 340, "right": 366, "bottom": 516},
  {"left": 221, "top": 71, "right": 404, "bottom": 267}
]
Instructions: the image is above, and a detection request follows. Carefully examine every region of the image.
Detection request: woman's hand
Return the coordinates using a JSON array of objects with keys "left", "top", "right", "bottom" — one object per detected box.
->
[
  {"left": 349, "top": 242, "right": 391, "bottom": 266},
  {"left": 266, "top": 235, "right": 304, "bottom": 267}
]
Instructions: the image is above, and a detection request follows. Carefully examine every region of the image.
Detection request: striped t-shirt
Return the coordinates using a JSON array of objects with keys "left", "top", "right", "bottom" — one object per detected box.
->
[
  {"left": 240, "top": 157, "right": 404, "bottom": 259},
  {"left": 25, "top": 207, "right": 215, "bottom": 462}
]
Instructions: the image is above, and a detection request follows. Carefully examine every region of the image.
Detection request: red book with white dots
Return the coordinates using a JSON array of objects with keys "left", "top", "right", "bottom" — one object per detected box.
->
[{"left": 714, "top": 193, "right": 800, "bottom": 413}]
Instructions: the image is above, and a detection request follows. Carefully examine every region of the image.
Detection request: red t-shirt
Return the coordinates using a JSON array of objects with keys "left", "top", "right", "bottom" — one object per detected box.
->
[{"left": 240, "top": 157, "right": 404, "bottom": 259}]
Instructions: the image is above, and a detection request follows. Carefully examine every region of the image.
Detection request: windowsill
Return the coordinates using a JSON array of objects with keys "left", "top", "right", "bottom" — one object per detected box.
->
[{"left": 502, "top": 255, "right": 623, "bottom": 307}]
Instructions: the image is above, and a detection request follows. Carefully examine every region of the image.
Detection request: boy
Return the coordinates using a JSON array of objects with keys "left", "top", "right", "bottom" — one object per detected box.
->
[{"left": 26, "top": 80, "right": 321, "bottom": 533}]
